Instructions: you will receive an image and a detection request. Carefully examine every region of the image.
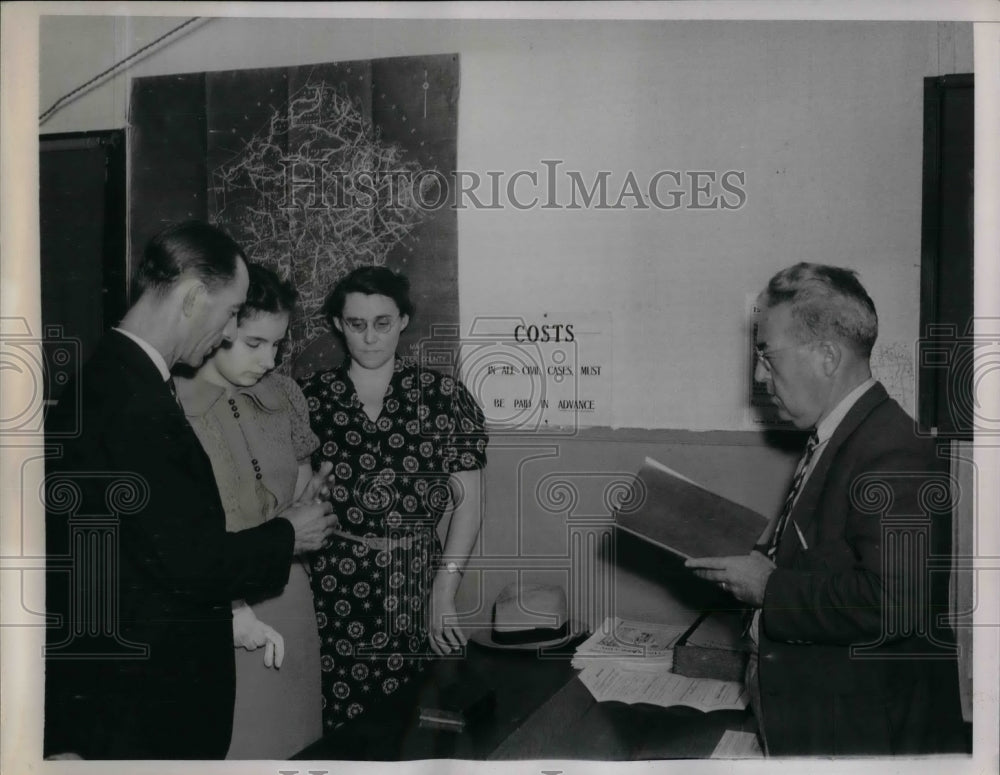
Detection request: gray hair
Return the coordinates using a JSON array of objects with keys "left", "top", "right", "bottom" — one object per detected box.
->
[{"left": 759, "top": 263, "right": 878, "bottom": 357}]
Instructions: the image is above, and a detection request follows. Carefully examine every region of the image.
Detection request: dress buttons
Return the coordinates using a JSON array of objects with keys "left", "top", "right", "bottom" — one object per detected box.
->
[{"left": 255, "top": 474, "right": 262, "bottom": 480}]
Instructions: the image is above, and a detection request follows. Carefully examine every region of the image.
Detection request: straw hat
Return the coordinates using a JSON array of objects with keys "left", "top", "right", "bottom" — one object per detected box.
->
[{"left": 470, "top": 582, "right": 584, "bottom": 650}]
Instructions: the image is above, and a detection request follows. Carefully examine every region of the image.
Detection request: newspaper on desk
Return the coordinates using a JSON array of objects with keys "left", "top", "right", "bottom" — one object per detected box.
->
[
  {"left": 571, "top": 616, "right": 691, "bottom": 670},
  {"left": 572, "top": 617, "right": 748, "bottom": 713}
]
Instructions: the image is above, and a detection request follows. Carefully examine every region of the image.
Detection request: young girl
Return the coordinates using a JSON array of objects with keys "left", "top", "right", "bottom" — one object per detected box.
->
[{"left": 176, "top": 263, "right": 324, "bottom": 759}]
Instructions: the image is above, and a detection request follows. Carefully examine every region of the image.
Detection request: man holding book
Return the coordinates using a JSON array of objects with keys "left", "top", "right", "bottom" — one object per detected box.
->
[{"left": 686, "top": 263, "right": 964, "bottom": 756}]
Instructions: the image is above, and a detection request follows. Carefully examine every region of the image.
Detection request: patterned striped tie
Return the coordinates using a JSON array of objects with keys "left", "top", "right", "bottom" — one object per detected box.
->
[
  {"left": 740, "top": 432, "right": 821, "bottom": 643},
  {"left": 767, "top": 432, "right": 819, "bottom": 559}
]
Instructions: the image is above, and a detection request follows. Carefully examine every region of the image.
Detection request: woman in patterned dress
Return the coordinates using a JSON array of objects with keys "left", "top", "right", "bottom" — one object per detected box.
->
[
  {"left": 176, "top": 264, "right": 330, "bottom": 758},
  {"left": 299, "top": 267, "right": 488, "bottom": 735}
]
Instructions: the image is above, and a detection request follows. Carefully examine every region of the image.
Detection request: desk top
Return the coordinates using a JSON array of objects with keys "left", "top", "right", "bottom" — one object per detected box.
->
[{"left": 295, "top": 639, "right": 753, "bottom": 761}]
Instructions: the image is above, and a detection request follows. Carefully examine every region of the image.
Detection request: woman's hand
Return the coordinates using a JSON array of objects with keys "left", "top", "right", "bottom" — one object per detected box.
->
[
  {"left": 428, "top": 579, "right": 467, "bottom": 655},
  {"left": 281, "top": 500, "right": 337, "bottom": 554},
  {"left": 296, "top": 461, "right": 334, "bottom": 505},
  {"left": 232, "top": 604, "right": 285, "bottom": 668}
]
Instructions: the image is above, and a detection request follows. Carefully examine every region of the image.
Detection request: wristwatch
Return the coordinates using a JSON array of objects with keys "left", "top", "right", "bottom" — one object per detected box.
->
[{"left": 444, "top": 561, "right": 461, "bottom": 575}]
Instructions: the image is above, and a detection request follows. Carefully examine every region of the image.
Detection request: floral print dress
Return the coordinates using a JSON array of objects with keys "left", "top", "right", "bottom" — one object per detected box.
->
[{"left": 298, "top": 357, "right": 487, "bottom": 730}]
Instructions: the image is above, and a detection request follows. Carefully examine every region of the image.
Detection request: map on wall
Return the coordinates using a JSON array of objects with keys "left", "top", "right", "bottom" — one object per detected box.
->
[
  {"left": 870, "top": 341, "right": 916, "bottom": 417},
  {"left": 129, "top": 54, "right": 459, "bottom": 375}
]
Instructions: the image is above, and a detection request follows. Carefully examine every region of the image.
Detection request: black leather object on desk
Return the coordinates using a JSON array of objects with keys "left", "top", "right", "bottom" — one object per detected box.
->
[{"left": 294, "top": 638, "right": 583, "bottom": 760}]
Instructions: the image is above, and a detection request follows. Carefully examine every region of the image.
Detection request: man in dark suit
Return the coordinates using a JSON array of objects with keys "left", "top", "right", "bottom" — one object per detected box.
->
[
  {"left": 44, "top": 221, "right": 336, "bottom": 759},
  {"left": 687, "top": 263, "right": 965, "bottom": 756}
]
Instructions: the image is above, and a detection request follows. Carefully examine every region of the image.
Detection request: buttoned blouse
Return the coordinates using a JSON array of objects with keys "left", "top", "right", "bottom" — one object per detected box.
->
[{"left": 177, "top": 372, "right": 319, "bottom": 532}]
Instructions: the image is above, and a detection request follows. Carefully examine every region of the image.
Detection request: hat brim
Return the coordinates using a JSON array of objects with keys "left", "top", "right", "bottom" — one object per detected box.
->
[{"left": 468, "top": 620, "right": 588, "bottom": 651}]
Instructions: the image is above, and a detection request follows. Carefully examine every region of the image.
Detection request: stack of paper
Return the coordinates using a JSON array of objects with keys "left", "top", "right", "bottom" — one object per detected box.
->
[
  {"left": 571, "top": 617, "right": 692, "bottom": 671},
  {"left": 570, "top": 616, "right": 749, "bottom": 712},
  {"left": 577, "top": 662, "right": 748, "bottom": 712}
]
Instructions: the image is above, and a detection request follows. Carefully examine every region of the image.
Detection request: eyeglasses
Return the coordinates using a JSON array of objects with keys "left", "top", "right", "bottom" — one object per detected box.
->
[
  {"left": 341, "top": 315, "right": 399, "bottom": 335},
  {"left": 754, "top": 343, "right": 809, "bottom": 373}
]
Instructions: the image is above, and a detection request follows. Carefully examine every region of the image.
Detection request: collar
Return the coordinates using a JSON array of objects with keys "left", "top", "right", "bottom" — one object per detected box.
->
[
  {"left": 113, "top": 327, "right": 170, "bottom": 381},
  {"left": 814, "top": 377, "right": 877, "bottom": 444},
  {"left": 328, "top": 355, "right": 408, "bottom": 409},
  {"left": 175, "top": 373, "right": 287, "bottom": 418}
]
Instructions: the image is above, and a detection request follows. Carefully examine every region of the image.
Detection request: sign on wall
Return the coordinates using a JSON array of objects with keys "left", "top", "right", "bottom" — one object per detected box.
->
[{"left": 417, "top": 312, "right": 613, "bottom": 432}]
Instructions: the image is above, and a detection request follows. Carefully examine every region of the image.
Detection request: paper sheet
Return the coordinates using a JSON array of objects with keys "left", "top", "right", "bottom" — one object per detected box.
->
[
  {"left": 577, "top": 663, "right": 748, "bottom": 712},
  {"left": 710, "top": 729, "right": 764, "bottom": 758}
]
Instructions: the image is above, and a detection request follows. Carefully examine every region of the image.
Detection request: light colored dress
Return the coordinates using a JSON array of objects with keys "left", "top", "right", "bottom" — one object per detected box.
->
[{"left": 177, "top": 372, "right": 322, "bottom": 759}]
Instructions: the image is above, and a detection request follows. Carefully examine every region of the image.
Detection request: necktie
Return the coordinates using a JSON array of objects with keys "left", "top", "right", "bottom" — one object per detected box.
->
[
  {"left": 767, "top": 432, "right": 819, "bottom": 559},
  {"left": 742, "top": 431, "right": 821, "bottom": 642},
  {"left": 741, "top": 432, "right": 821, "bottom": 645}
]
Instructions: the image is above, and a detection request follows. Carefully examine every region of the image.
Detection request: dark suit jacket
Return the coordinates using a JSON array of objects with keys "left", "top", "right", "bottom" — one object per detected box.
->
[
  {"left": 44, "top": 331, "right": 296, "bottom": 759},
  {"left": 758, "top": 382, "right": 965, "bottom": 755}
]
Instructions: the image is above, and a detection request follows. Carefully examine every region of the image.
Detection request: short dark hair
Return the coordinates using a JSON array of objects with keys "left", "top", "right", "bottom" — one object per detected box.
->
[
  {"left": 759, "top": 263, "right": 879, "bottom": 357},
  {"left": 240, "top": 263, "right": 298, "bottom": 323},
  {"left": 134, "top": 221, "right": 247, "bottom": 296},
  {"left": 321, "top": 266, "right": 414, "bottom": 327}
]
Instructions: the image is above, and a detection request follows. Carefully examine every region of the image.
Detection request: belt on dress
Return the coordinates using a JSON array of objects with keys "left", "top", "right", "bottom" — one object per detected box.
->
[{"left": 330, "top": 527, "right": 423, "bottom": 551}]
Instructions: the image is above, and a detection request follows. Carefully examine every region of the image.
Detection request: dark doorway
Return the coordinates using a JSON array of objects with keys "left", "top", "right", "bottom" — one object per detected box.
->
[
  {"left": 918, "top": 74, "right": 974, "bottom": 439},
  {"left": 39, "top": 130, "right": 127, "bottom": 402}
]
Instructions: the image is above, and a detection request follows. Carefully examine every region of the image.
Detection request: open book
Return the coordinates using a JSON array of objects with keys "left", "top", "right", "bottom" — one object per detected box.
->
[{"left": 615, "top": 456, "right": 769, "bottom": 559}]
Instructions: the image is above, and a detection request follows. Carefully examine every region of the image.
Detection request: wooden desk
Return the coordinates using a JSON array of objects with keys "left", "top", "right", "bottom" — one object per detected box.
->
[
  {"left": 490, "top": 668, "right": 753, "bottom": 760},
  {"left": 294, "top": 638, "right": 754, "bottom": 761}
]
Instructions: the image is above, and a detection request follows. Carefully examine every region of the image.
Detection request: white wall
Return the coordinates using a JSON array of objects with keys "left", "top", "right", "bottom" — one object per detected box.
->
[{"left": 39, "top": 16, "right": 974, "bottom": 429}]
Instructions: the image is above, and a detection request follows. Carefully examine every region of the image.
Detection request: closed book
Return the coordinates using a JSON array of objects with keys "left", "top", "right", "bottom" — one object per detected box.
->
[
  {"left": 615, "top": 456, "right": 768, "bottom": 559},
  {"left": 672, "top": 610, "right": 748, "bottom": 684}
]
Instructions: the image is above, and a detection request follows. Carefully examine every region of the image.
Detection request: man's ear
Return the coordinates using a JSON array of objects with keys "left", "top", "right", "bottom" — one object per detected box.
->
[
  {"left": 180, "top": 279, "right": 207, "bottom": 318},
  {"left": 399, "top": 314, "right": 410, "bottom": 333},
  {"left": 332, "top": 317, "right": 344, "bottom": 335},
  {"left": 817, "top": 340, "right": 842, "bottom": 377}
]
